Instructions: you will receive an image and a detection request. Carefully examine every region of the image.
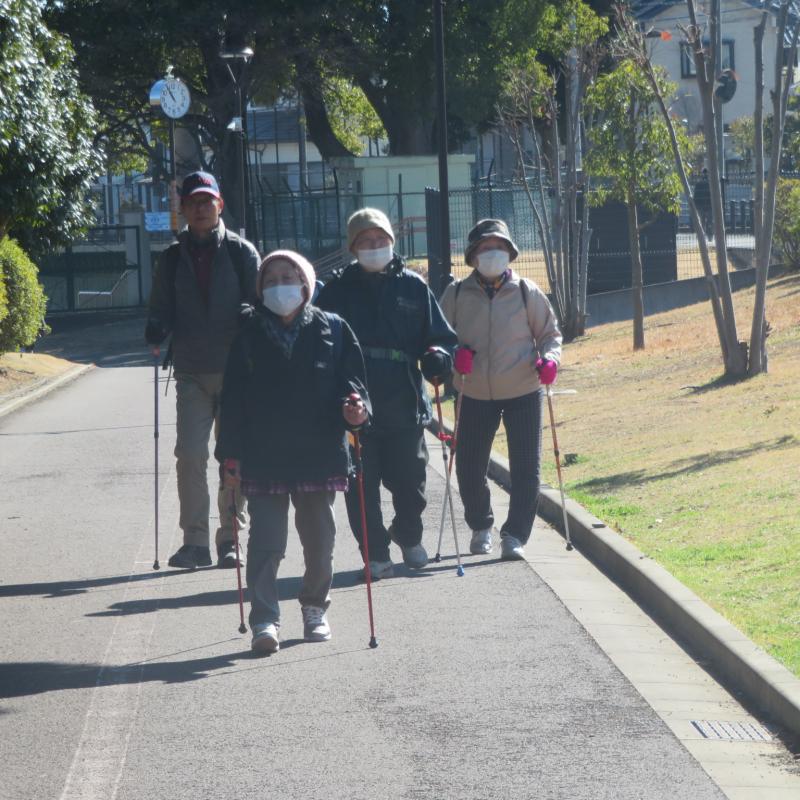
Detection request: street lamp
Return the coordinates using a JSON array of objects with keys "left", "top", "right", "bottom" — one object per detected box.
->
[
  {"left": 433, "top": 0, "right": 450, "bottom": 296},
  {"left": 220, "top": 44, "right": 254, "bottom": 239}
]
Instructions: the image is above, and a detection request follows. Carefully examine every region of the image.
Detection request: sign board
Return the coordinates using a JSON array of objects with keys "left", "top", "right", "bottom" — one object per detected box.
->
[{"left": 144, "top": 212, "right": 172, "bottom": 232}]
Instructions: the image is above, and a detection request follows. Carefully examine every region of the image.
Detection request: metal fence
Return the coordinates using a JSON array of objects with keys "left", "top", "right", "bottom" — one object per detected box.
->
[
  {"left": 249, "top": 177, "right": 756, "bottom": 293},
  {"left": 251, "top": 180, "right": 430, "bottom": 264},
  {"left": 38, "top": 226, "right": 144, "bottom": 312}
]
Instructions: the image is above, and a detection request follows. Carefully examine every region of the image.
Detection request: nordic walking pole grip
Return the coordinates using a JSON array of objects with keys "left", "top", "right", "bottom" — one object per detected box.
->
[
  {"left": 545, "top": 385, "right": 573, "bottom": 551},
  {"left": 347, "top": 394, "right": 378, "bottom": 649}
]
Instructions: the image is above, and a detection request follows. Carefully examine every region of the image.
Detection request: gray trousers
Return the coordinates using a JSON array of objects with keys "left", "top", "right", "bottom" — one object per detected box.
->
[
  {"left": 174, "top": 372, "right": 246, "bottom": 548},
  {"left": 246, "top": 491, "right": 336, "bottom": 629}
]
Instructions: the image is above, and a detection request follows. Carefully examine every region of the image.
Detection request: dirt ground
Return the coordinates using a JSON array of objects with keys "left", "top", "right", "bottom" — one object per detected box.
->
[{"left": 0, "top": 351, "right": 77, "bottom": 401}]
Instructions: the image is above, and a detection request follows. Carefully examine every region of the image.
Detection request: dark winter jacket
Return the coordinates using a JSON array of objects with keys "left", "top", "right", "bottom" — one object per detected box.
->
[
  {"left": 316, "top": 255, "right": 457, "bottom": 433},
  {"left": 145, "top": 220, "right": 260, "bottom": 374},
  {"left": 214, "top": 305, "right": 370, "bottom": 484}
]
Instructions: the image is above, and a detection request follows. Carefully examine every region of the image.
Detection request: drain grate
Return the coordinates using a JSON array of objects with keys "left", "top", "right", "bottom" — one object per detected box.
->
[{"left": 691, "top": 720, "right": 773, "bottom": 742}]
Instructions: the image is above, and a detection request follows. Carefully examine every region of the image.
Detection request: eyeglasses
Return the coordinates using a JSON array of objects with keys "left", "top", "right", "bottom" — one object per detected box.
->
[{"left": 183, "top": 194, "right": 218, "bottom": 209}]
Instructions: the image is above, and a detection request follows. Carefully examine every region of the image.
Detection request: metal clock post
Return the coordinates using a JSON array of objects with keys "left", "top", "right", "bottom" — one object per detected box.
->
[{"left": 149, "top": 71, "right": 191, "bottom": 232}]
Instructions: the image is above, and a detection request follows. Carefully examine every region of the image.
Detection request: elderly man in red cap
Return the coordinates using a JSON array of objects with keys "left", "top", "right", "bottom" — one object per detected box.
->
[{"left": 145, "top": 171, "right": 260, "bottom": 570}]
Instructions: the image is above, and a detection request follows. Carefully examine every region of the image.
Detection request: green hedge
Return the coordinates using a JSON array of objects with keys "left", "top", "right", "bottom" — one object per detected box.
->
[
  {"left": 774, "top": 178, "right": 800, "bottom": 271},
  {"left": 0, "top": 237, "right": 48, "bottom": 356}
]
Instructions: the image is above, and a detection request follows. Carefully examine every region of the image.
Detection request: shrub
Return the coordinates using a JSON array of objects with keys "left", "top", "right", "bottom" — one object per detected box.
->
[
  {"left": 0, "top": 237, "right": 48, "bottom": 356},
  {"left": 773, "top": 178, "right": 800, "bottom": 271}
]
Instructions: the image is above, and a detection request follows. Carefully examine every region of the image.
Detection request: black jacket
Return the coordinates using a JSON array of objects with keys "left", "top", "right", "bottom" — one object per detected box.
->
[
  {"left": 316, "top": 256, "right": 457, "bottom": 432},
  {"left": 145, "top": 220, "right": 260, "bottom": 374},
  {"left": 215, "top": 305, "right": 370, "bottom": 484}
]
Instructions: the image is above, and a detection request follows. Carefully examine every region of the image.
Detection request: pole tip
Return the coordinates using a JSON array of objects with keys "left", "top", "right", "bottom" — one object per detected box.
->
[
  {"left": 239, "top": 623, "right": 248, "bottom": 634},
  {"left": 369, "top": 637, "right": 378, "bottom": 649},
  {"left": 456, "top": 565, "right": 465, "bottom": 577},
  {"left": 434, "top": 553, "right": 441, "bottom": 563},
  {"left": 153, "top": 561, "right": 160, "bottom": 570},
  {"left": 566, "top": 543, "right": 574, "bottom": 551}
]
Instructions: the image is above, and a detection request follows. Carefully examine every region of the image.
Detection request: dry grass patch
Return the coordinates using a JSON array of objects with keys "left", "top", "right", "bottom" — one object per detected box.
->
[
  {"left": 475, "top": 272, "right": 800, "bottom": 676},
  {"left": 0, "top": 352, "right": 77, "bottom": 400}
]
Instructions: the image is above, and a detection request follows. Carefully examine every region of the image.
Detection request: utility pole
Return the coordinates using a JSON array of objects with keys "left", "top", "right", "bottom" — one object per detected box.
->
[{"left": 433, "top": 0, "right": 451, "bottom": 294}]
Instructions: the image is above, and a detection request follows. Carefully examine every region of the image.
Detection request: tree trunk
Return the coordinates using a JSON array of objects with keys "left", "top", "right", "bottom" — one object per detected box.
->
[
  {"left": 749, "top": 4, "right": 798, "bottom": 374},
  {"left": 627, "top": 190, "right": 645, "bottom": 350},
  {"left": 295, "top": 73, "right": 355, "bottom": 160},
  {"left": 687, "top": 0, "right": 748, "bottom": 377}
]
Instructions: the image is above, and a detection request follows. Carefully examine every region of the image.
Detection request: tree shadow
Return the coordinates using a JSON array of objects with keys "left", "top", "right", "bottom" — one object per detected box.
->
[
  {"left": 681, "top": 373, "right": 750, "bottom": 395},
  {"left": 574, "top": 434, "right": 797, "bottom": 494},
  {"left": 37, "top": 311, "right": 153, "bottom": 369}
]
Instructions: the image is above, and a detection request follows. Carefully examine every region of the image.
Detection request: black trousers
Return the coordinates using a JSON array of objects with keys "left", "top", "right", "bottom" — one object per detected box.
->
[
  {"left": 455, "top": 391, "right": 542, "bottom": 544},
  {"left": 346, "top": 427, "right": 428, "bottom": 562}
]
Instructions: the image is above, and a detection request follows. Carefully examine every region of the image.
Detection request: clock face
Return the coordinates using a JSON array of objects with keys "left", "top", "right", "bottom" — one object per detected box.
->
[{"left": 160, "top": 78, "right": 191, "bottom": 119}]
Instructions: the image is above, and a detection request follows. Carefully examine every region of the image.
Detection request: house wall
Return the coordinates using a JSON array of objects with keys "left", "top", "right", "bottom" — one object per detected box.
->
[{"left": 645, "top": 0, "right": 784, "bottom": 145}]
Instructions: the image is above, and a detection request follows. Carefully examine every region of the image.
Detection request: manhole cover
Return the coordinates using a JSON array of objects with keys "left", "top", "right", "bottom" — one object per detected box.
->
[{"left": 691, "top": 720, "right": 773, "bottom": 741}]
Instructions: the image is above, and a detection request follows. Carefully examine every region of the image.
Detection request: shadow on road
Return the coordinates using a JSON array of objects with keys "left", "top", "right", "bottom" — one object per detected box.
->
[
  {"left": 39, "top": 310, "right": 152, "bottom": 369},
  {"left": 0, "top": 644, "right": 370, "bottom": 701}
]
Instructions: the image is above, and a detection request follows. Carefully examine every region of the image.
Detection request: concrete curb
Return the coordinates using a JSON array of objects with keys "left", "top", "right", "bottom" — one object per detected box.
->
[
  {"left": 0, "top": 363, "right": 94, "bottom": 419},
  {"left": 429, "top": 416, "right": 800, "bottom": 742}
]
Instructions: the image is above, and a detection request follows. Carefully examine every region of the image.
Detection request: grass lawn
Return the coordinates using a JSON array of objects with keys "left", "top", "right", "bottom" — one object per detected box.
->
[{"left": 442, "top": 271, "right": 800, "bottom": 677}]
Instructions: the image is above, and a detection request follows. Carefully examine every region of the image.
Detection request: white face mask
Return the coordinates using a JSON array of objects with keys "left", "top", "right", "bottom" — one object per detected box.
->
[
  {"left": 476, "top": 249, "right": 510, "bottom": 279},
  {"left": 357, "top": 246, "right": 393, "bottom": 272},
  {"left": 262, "top": 285, "right": 304, "bottom": 316}
]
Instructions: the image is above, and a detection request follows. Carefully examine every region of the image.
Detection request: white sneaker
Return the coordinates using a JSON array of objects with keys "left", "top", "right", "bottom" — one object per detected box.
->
[
  {"left": 500, "top": 532, "right": 525, "bottom": 561},
  {"left": 364, "top": 559, "right": 394, "bottom": 581},
  {"left": 469, "top": 528, "right": 493, "bottom": 555},
  {"left": 302, "top": 606, "right": 331, "bottom": 642},
  {"left": 400, "top": 542, "right": 428, "bottom": 569},
  {"left": 251, "top": 623, "right": 280, "bottom": 655}
]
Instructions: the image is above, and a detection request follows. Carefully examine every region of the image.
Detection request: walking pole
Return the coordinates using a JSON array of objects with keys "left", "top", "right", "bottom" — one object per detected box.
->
[
  {"left": 545, "top": 384, "right": 573, "bottom": 551},
  {"left": 152, "top": 349, "right": 160, "bottom": 571},
  {"left": 434, "top": 378, "right": 464, "bottom": 561},
  {"left": 432, "top": 381, "right": 464, "bottom": 576},
  {"left": 348, "top": 394, "right": 378, "bottom": 649},
  {"left": 228, "top": 487, "right": 248, "bottom": 634}
]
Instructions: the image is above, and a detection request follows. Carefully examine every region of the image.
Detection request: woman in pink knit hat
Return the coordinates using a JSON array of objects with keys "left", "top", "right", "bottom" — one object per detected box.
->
[{"left": 216, "top": 250, "right": 370, "bottom": 655}]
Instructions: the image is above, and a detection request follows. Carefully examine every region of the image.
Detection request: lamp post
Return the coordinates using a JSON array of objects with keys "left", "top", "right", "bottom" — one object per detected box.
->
[
  {"left": 433, "top": 0, "right": 451, "bottom": 296},
  {"left": 220, "top": 45, "right": 254, "bottom": 238}
]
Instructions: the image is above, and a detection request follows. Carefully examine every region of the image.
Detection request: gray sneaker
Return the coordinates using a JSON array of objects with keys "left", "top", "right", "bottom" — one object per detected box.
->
[
  {"left": 469, "top": 528, "right": 493, "bottom": 554},
  {"left": 500, "top": 532, "right": 525, "bottom": 561},
  {"left": 302, "top": 606, "right": 331, "bottom": 642},
  {"left": 389, "top": 525, "right": 428, "bottom": 569},
  {"left": 400, "top": 542, "right": 429, "bottom": 569},
  {"left": 364, "top": 559, "right": 394, "bottom": 581},
  {"left": 251, "top": 623, "right": 280, "bottom": 655}
]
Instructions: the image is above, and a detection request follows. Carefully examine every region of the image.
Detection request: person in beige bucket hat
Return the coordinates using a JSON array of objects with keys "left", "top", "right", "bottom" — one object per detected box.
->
[{"left": 440, "top": 218, "right": 561, "bottom": 562}]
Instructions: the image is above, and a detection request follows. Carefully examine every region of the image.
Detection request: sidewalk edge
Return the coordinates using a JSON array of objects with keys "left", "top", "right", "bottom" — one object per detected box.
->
[
  {"left": 0, "top": 363, "right": 94, "bottom": 419},
  {"left": 429, "top": 416, "right": 800, "bottom": 742}
]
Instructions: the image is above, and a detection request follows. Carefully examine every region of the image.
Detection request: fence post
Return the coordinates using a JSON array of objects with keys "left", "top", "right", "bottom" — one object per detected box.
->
[
  {"left": 65, "top": 246, "right": 75, "bottom": 311},
  {"left": 425, "top": 187, "right": 442, "bottom": 294}
]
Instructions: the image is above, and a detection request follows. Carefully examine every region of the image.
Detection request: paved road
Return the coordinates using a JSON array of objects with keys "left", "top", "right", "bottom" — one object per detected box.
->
[{"left": 1, "top": 315, "right": 728, "bottom": 799}]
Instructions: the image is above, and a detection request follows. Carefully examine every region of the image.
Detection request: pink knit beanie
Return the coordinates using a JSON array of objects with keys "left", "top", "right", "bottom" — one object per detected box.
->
[{"left": 257, "top": 249, "right": 316, "bottom": 302}]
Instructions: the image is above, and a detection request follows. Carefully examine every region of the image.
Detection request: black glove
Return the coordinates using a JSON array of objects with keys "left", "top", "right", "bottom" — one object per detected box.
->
[
  {"left": 238, "top": 303, "right": 255, "bottom": 326},
  {"left": 420, "top": 346, "right": 451, "bottom": 383},
  {"left": 144, "top": 317, "right": 169, "bottom": 345}
]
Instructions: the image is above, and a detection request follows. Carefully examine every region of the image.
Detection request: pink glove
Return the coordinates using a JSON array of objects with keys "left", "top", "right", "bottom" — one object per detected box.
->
[
  {"left": 454, "top": 346, "right": 475, "bottom": 375},
  {"left": 535, "top": 358, "right": 558, "bottom": 385}
]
